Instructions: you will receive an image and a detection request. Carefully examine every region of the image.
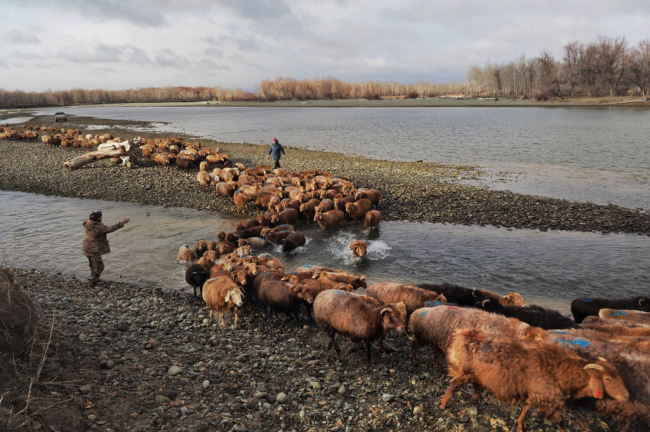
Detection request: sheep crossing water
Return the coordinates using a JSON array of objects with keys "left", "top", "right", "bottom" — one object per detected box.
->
[{"left": 177, "top": 238, "right": 650, "bottom": 431}]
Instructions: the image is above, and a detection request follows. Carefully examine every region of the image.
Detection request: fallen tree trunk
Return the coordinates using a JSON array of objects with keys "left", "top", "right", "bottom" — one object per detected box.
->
[{"left": 63, "top": 141, "right": 141, "bottom": 170}]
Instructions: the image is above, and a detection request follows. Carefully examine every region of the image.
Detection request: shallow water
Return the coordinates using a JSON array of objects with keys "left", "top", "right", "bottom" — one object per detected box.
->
[
  {"left": 38, "top": 106, "right": 650, "bottom": 209},
  {"left": 2, "top": 191, "right": 648, "bottom": 315},
  {"left": 2, "top": 116, "right": 34, "bottom": 124}
]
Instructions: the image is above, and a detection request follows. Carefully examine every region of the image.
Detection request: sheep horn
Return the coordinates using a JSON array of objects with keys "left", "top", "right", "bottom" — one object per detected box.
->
[
  {"left": 472, "top": 290, "right": 478, "bottom": 298},
  {"left": 481, "top": 299, "right": 489, "bottom": 307},
  {"left": 584, "top": 363, "right": 605, "bottom": 371},
  {"left": 598, "top": 357, "right": 607, "bottom": 362},
  {"left": 380, "top": 307, "right": 391, "bottom": 315},
  {"left": 640, "top": 299, "right": 647, "bottom": 306}
]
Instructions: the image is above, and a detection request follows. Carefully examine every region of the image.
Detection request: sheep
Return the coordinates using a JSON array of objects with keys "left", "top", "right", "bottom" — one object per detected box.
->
[
  {"left": 235, "top": 218, "right": 260, "bottom": 231},
  {"left": 350, "top": 240, "right": 367, "bottom": 257},
  {"left": 262, "top": 229, "right": 293, "bottom": 245},
  {"left": 480, "top": 289, "right": 527, "bottom": 306},
  {"left": 281, "top": 231, "right": 306, "bottom": 253},
  {"left": 216, "top": 241, "right": 237, "bottom": 256},
  {"left": 203, "top": 272, "right": 246, "bottom": 327},
  {"left": 185, "top": 263, "right": 210, "bottom": 299},
  {"left": 257, "top": 252, "right": 284, "bottom": 271},
  {"left": 258, "top": 280, "right": 315, "bottom": 326},
  {"left": 257, "top": 211, "right": 276, "bottom": 227},
  {"left": 441, "top": 329, "right": 629, "bottom": 432},
  {"left": 318, "top": 271, "right": 367, "bottom": 289},
  {"left": 345, "top": 198, "right": 372, "bottom": 223},
  {"left": 199, "top": 161, "right": 209, "bottom": 172},
  {"left": 194, "top": 240, "right": 209, "bottom": 258},
  {"left": 571, "top": 296, "right": 650, "bottom": 323},
  {"left": 538, "top": 331, "right": 650, "bottom": 430},
  {"left": 239, "top": 237, "right": 267, "bottom": 250},
  {"left": 418, "top": 283, "right": 485, "bottom": 306},
  {"left": 196, "top": 250, "right": 217, "bottom": 269},
  {"left": 314, "top": 290, "right": 407, "bottom": 363},
  {"left": 315, "top": 210, "right": 345, "bottom": 230},
  {"left": 364, "top": 210, "right": 381, "bottom": 229},
  {"left": 315, "top": 198, "right": 334, "bottom": 214},
  {"left": 270, "top": 208, "right": 299, "bottom": 226},
  {"left": 278, "top": 198, "right": 301, "bottom": 212},
  {"left": 255, "top": 189, "right": 283, "bottom": 208},
  {"left": 355, "top": 189, "right": 381, "bottom": 207},
  {"left": 252, "top": 270, "right": 286, "bottom": 302},
  {"left": 232, "top": 190, "right": 251, "bottom": 214},
  {"left": 367, "top": 283, "right": 447, "bottom": 316},
  {"left": 299, "top": 199, "right": 321, "bottom": 223},
  {"left": 197, "top": 170, "right": 212, "bottom": 188},
  {"left": 476, "top": 298, "right": 580, "bottom": 330},
  {"left": 178, "top": 244, "right": 197, "bottom": 262},
  {"left": 581, "top": 322, "right": 650, "bottom": 337},
  {"left": 409, "top": 305, "right": 546, "bottom": 366},
  {"left": 599, "top": 308, "right": 650, "bottom": 325}
]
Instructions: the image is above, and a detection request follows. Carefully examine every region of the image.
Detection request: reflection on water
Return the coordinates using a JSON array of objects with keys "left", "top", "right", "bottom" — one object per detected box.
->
[
  {"left": 1, "top": 191, "right": 648, "bottom": 314},
  {"left": 36, "top": 106, "right": 650, "bottom": 209}
]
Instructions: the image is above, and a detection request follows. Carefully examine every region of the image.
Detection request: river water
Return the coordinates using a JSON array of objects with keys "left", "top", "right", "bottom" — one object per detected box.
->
[
  {"left": 2, "top": 191, "right": 648, "bottom": 315},
  {"left": 38, "top": 106, "right": 650, "bottom": 210}
]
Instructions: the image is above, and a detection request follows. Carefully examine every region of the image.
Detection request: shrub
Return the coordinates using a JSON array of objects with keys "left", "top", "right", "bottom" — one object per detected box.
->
[
  {"left": 534, "top": 92, "right": 549, "bottom": 101},
  {"left": 406, "top": 91, "right": 420, "bottom": 99}
]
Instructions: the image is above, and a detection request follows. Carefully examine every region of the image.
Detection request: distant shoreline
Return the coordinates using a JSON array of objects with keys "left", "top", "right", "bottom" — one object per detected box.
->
[{"left": 2, "top": 95, "right": 650, "bottom": 112}]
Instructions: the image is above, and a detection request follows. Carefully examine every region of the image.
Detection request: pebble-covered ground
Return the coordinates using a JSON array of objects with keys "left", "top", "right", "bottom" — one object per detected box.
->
[
  {"left": 1, "top": 114, "right": 649, "bottom": 234},
  {"left": 6, "top": 270, "right": 636, "bottom": 432}
]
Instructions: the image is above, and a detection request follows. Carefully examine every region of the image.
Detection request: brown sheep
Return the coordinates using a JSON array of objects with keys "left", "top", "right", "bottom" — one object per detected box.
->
[
  {"left": 196, "top": 250, "right": 217, "bottom": 269},
  {"left": 299, "top": 199, "right": 321, "bottom": 223},
  {"left": 480, "top": 289, "right": 527, "bottom": 306},
  {"left": 268, "top": 195, "right": 282, "bottom": 211},
  {"left": 197, "top": 171, "right": 211, "bottom": 188},
  {"left": 255, "top": 189, "right": 283, "bottom": 208},
  {"left": 315, "top": 198, "right": 334, "bottom": 214},
  {"left": 239, "top": 236, "right": 267, "bottom": 250},
  {"left": 278, "top": 198, "right": 301, "bottom": 212},
  {"left": 355, "top": 189, "right": 381, "bottom": 207},
  {"left": 315, "top": 210, "right": 345, "bottom": 230},
  {"left": 235, "top": 218, "right": 260, "bottom": 231},
  {"left": 257, "top": 211, "right": 277, "bottom": 227},
  {"left": 364, "top": 210, "right": 382, "bottom": 229},
  {"left": 281, "top": 231, "right": 306, "bottom": 253},
  {"left": 203, "top": 272, "right": 246, "bottom": 327},
  {"left": 232, "top": 190, "right": 251, "bottom": 214},
  {"left": 252, "top": 270, "right": 286, "bottom": 302},
  {"left": 318, "top": 271, "right": 367, "bottom": 289},
  {"left": 178, "top": 244, "right": 197, "bottom": 262},
  {"left": 367, "top": 283, "right": 446, "bottom": 315},
  {"left": 600, "top": 308, "right": 650, "bottom": 325},
  {"left": 350, "top": 240, "right": 367, "bottom": 257},
  {"left": 258, "top": 280, "right": 315, "bottom": 326},
  {"left": 409, "top": 305, "right": 546, "bottom": 366},
  {"left": 270, "top": 208, "right": 299, "bottom": 226},
  {"left": 194, "top": 240, "right": 209, "bottom": 258},
  {"left": 581, "top": 322, "right": 650, "bottom": 337},
  {"left": 262, "top": 228, "right": 294, "bottom": 245},
  {"left": 441, "top": 329, "right": 629, "bottom": 432},
  {"left": 345, "top": 198, "right": 372, "bottom": 223},
  {"left": 314, "top": 290, "right": 407, "bottom": 363},
  {"left": 199, "top": 161, "right": 209, "bottom": 172},
  {"left": 216, "top": 241, "right": 237, "bottom": 256}
]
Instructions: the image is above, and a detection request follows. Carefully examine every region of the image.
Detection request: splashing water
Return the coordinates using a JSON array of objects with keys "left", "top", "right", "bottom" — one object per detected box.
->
[{"left": 326, "top": 231, "right": 391, "bottom": 265}]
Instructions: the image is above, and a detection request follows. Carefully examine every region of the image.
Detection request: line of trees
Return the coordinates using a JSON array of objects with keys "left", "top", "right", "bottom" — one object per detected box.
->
[
  {"left": 2, "top": 35, "right": 649, "bottom": 109},
  {"left": 466, "top": 36, "right": 650, "bottom": 99}
]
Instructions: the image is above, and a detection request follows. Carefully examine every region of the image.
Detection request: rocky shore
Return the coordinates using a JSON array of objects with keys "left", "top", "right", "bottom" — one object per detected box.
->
[
  {"left": 1, "top": 114, "right": 649, "bottom": 235},
  {"left": 3, "top": 269, "right": 631, "bottom": 432}
]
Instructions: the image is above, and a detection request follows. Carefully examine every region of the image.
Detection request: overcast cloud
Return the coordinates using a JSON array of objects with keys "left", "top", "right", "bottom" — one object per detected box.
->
[{"left": 1, "top": 0, "right": 649, "bottom": 91}]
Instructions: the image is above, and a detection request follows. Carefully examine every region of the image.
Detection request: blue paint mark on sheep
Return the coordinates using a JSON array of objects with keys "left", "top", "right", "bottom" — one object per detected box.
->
[
  {"left": 482, "top": 343, "right": 490, "bottom": 353},
  {"left": 423, "top": 301, "right": 443, "bottom": 307},
  {"left": 551, "top": 331, "right": 568, "bottom": 334},
  {"left": 291, "top": 272, "right": 298, "bottom": 275},
  {"left": 556, "top": 338, "right": 591, "bottom": 347},
  {"left": 611, "top": 311, "right": 628, "bottom": 316},
  {"left": 582, "top": 298, "right": 593, "bottom": 302},
  {"left": 304, "top": 265, "right": 313, "bottom": 268},
  {"left": 332, "top": 290, "right": 346, "bottom": 294},
  {"left": 418, "top": 309, "right": 430, "bottom": 317},
  {"left": 185, "top": 245, "right": 191, "bottom": 249}
]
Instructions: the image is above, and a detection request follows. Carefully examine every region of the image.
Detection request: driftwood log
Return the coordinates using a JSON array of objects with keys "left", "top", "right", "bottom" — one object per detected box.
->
[{"left": 63, "top": 141, "right": 141, "bottom": 170}]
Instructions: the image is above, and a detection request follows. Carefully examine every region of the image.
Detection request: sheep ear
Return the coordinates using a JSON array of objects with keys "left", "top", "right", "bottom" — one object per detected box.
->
[
  {"left": 225, "top": 292, "right": 232, "bottom": 303},
  {"left": 584, "top": 363, "right": 604, "bottom": 371},
  {"left": 588, "top": 376, "right": 604, "bottom": 399}
]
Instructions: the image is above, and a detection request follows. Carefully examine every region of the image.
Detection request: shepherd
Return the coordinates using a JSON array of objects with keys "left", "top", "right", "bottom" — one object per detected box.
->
[
  {"left": 268, "top": 138, "right": 286, "bottom": 169},
  {"left": 82, "top": 210, "right": 130, "bottom": 287}
]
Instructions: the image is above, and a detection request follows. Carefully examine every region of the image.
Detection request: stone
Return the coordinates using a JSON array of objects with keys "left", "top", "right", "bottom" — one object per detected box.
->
[
  {"left": 180, "top": 407, "right": 188, "bottom": 415},
  {"left": 155, "top": 395, "right": 170, "bottom": 404},
  {"left": 167, "top": 366, "right": 182, "bottom": 376},
  {"left": 106, "top": 360, "right": 115, "bottom": 369},
  {"left": 130, "top": 412, "right": 138, "bottom": 419},
  {"left": 338, "top": 386, "right": 346, "bottom": 395},
  {"left": 310, "top": 382, "right": 321, "bottom": 390},
  {"left": 468, "top": 406, "right": 478, "bottom": 416},
  {"left": 254, "top": 392, "right": 268, "bottom": 399},
  {"left": 202, "top": 380, "right": 210, "bottom": 389},
  {"left": 157, "top": 390, "right": 177, "bottom": 400},
  {"left": 276, "top": 392, "right": 288, "bottom": 404},
  {"left": 382, "top": 393, "right": 394, "bottom": 402},
  {"left": 413, "top": 406, "right": 422, "bottom": 415}
]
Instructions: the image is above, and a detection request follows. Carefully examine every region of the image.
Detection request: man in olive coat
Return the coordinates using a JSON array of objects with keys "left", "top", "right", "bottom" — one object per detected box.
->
[{"left": 82, "top": 210, "right": 130, "bottom": 287}]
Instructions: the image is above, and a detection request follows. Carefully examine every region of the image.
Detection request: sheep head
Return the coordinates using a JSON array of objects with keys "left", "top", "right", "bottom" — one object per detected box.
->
[{"left": 583, "top": 361, "right": 629, "bottom": 403}]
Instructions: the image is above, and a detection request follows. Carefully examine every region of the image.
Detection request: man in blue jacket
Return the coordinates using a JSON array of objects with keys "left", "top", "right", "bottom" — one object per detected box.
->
[{"left": 268, "top": 138, "right": 286, "bottom": 169}]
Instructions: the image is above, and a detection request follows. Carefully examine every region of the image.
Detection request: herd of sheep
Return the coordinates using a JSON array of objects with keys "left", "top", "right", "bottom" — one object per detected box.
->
[
  {"left": 178, "top": 233, "right": 650, "bottom": 432},
  {"left": 0, "top": 123, "right": 119, "bottom": 148}
]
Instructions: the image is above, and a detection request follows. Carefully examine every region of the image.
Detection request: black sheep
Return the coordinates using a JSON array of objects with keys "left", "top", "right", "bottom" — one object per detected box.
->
[
  {"left": 571, "top": 296, "right": 650, "bottom": 324},
  {"left": 418, "top": 283, "right": 485, "bottom": 306},
  {"left": 185, "top": 263, "right": 209, "bottom": 299},
  {"left": 477, "top": 298, "right": 579, "bottom": 330}
]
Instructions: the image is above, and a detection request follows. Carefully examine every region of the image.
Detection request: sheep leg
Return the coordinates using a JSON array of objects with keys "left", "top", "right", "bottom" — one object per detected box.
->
[
  {"left": 433, "top": 346, "right": 442, "bottom": 368},
  {"left": 471, "top": 384, "right": 482, "bottom": 400},
  {"left": 234, "top": 308, "right": 239, "bottom": 327},
  {"left": 365, "top": 340, "right": 374, "bottom": 364},
  {"left": 293, "top": 313, "right": 301, "bottom": 327},
  {"left": 549, "top": 410, "right": 565, "bottom": 432},
  {"left": 327, "top": 330, "right": 341, "bottom": 356},
  {"left": 410, "top": 339, "right": 419, "bottom": 363},
  {"left": 569, "top": 408, "right": 593, "bottom": 432},
  {"left": 219, "top": 312, "right": 226, "bottom": 328},
  {"left": 517, "top": 403, "right": 532, "bottom": 432},
  {"left": 440, "top": 383, "right": 460, "bottom": 410}
]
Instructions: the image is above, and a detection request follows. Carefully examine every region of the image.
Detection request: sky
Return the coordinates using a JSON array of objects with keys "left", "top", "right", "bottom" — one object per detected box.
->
[{"left": 1, "top": 0, "right": 649, "bottom": 92}]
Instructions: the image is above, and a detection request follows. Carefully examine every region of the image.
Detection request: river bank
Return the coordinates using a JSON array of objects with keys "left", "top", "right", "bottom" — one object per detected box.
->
[
  {"left": 1, "top": 114, "right": 649, "bottom": 234},
  {"left": 2, "top": 269, "right": 630, "bottom": 432}
]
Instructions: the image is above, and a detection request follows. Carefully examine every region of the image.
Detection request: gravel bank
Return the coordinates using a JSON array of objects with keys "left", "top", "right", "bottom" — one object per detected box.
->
[
  {"left": 1, "top": 114, "right": 649, "bottom": 234},
  {"left": 7, "top": 269, "right": 635, "bottom": 432}
]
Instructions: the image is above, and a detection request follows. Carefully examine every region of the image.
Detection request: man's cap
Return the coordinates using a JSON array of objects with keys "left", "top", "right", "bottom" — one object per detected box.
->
[{"left": 89, "top": 210, "right": 103, "bottom": 221}]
